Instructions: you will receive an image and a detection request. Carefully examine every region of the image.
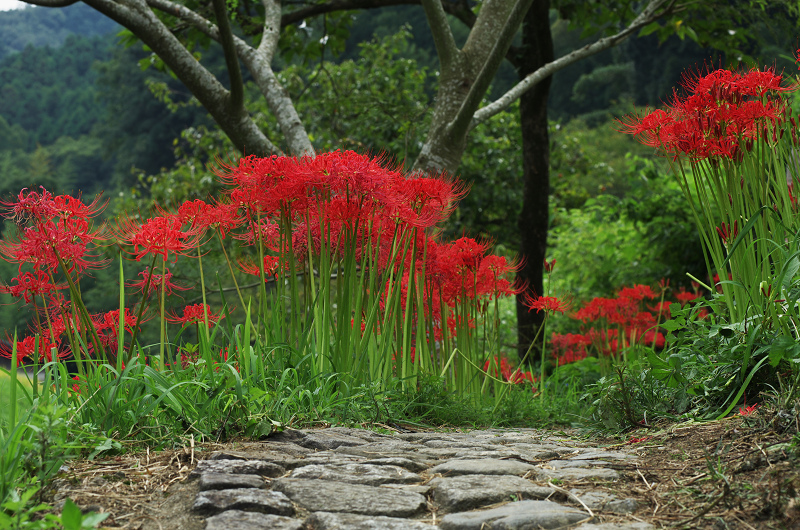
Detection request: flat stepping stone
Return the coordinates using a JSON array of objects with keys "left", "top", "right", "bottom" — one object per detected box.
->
[
  {"left": 430, "top": 458, "right": 537, "bottom": 477},
  {"left": 190, "top": 459, "right": 286, "bottom": 478},
  {"left": 306, "top": 511, "right": 435, "bottom": 529},
  {"left": 430, "top": 474, "right": 554, "bottom": 513},
  {"left": 199, "top": 472, "right": 266, "bottom": 491},
  {"left": 205, "top": 510, "right": 304, "bottom": 530},
  {"left": 273, "top": 478, "right": 426, "bottom": 517},
  {"left": 288, "top": 463, "right": 420, "bottom": 486},
  {"left": 535, "top": 467, "right": 619, "bottom": 482},
  {"left": 192, "top": 488, "right": 294, "bottom": 516},
  {"left": 571, "top": 451, "right": 636, "bottom": 460},
  {"left": 574, "top": 523, "right": 654, "bottom": 530},
  {"left": 439, "top": 499, "right": 590, "bottom": 529},
  {"left": 363, "top": 457, "right": 430, "bottom": 473}
]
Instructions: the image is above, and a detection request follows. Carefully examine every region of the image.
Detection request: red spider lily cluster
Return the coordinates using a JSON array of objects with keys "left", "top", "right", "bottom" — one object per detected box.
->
[
  {"left": 619, "top": 67, "right": 798, "bottom": 161},
  {"left": 548, "top": 282, "right": 707, "bottom": 367},
  {"left": 0, "top": 151, "right": 521, "bottom": 377},
  {"left": 483, "top": 356, "right": 535, "bottom": 385}
]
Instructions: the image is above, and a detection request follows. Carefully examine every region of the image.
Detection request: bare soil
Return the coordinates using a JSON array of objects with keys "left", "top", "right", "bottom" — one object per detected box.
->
[{"left": 43, "top": 413, "right": 800, "bottom": 530}]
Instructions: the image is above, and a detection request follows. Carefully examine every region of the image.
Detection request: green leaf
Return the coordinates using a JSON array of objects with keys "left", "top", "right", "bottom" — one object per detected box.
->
[
  {"left": 61, "top": 499, "right": 83, "bottom": 530},
  {"left": 81, "top": 511, "right": 111, "bottom": 528},
  {"left": 638, "top": 21, "right": 662, "bottom": 37}
]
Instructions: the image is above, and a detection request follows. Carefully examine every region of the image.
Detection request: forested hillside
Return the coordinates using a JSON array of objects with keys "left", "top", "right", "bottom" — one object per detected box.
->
[{"left": 0, "top": 3, "right": 117, "bottom": 60}]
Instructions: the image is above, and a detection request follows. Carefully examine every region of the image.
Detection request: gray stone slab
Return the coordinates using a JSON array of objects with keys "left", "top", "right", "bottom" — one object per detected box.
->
[
  {"left": 568, "top": 490, "right": 615, "bottom": 510},
  {"left": 305, "top": 511, "right": 435, "bottom": 529},
  {"left": 205, "top": 510, "right": 304, "bottom": 530},
  {"left": 548, "top": 459, "right": 606, "bottom": 469},
  {"left": 190, "top": 459, "right": 286, "bottom": 478},
  {"left": 288, "top": 463, "right": 420, "bottom": 486},
  {"left": 363, "top": 457, "right": 430, "bottom": 473},
  {"left": 296, "top": 431, "right": 370, "bottom": 450},
  {"left": 192, "top": 488, "right": 294, "bottom": 516},
  {"left": 198, "top": 472, "right": 266, "bottom": 491},
  {"left": 423, "top": 440, "right": 498, "bottom": 449},
  {"left": 438, "top": 500, "right": 590, "bottom": 529},
  {"left": 417, "top": 448, "right": 461, "bottom": 458},
  {"left": 570, "top": 451, "right": 636, "bottom": 460},
  {"left": 379, "top": 483, "right": 432, "bottom": 496},
  {"left": 430, "top": 458, "right": 537, "bottom": 477},
  {"left": 535, "top": 467, "right": 619, "bottom": 482},
  {"left": 324, "top": 427, "right": 398, "bottom": 443},
  {"left": 430, "top": 474, "right": 554, "bottom": 513},
  {"left": 605, "top": 498, "right": 638, "bottom": 514},
  {"left": 273, "top": 478, "right": 427, "bottom": 517},
  {"left": 574, "top": 523, "right": 654, "bottom": 530}
]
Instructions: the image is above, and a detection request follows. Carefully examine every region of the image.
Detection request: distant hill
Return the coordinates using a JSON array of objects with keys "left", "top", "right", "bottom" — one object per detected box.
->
[{"left": 0, "top": 3, "right": 118, "bottom": 59}]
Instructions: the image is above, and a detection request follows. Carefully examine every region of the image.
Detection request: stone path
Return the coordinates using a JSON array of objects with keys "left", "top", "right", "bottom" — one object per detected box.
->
[{"left": 184, "top": 427, "right": 654, "bottom": 530}]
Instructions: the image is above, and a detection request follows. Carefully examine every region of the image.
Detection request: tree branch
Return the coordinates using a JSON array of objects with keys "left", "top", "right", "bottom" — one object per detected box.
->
[
  {"left": 20, "top": 0, "right": 78, "bottom": 6},
  {"left": 146, "top": 0, "right": 312, "bottom": 154},
  {"left": 445, "top": 0, "right": 533, "bottom": 139},
  {"left": 471, "top": 0, "right": 675, "bottom": 128},
  {"left": 212, "top": 0, "right": 244, "bottom": 113},
  {"left": 421, "top": 0, "right": 459, "bottom": 69},
  {"left": 258, "top": 0, "right": 281, "bottom": 65},
  {"left": 280, "top": 0, "right": 475, "bottom": 29}
]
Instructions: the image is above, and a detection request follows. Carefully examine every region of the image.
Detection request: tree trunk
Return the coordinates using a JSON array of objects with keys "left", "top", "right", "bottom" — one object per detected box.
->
[{"left": 515, "top": 0, "right": 553, "bottom": 363}]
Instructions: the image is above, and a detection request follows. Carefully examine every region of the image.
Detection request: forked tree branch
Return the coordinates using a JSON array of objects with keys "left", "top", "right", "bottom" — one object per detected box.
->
[
  {"left": 211, "top": 0, "right": 244, "bottom": 113},
  {"left": 471, "top": 0, "right": 675, "bottom": 128},
  {"left": 420, "top": 0, "right": 459, "bottom": 69},
  {"left": 446, "top": 0, "right": 534, "bottom": 139}
]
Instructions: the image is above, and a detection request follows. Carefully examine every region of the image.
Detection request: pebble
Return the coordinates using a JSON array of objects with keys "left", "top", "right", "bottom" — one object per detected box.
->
[{"left": 184, "top": 427, "right": 652, "bottom": 529}]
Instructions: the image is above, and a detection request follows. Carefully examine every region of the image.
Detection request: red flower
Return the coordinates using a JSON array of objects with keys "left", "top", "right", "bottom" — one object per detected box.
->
[
  {"left": 0, "top": 270, "right": 62, "bottom": 303},
  {"left": 116, "top": 214, "right": 200, "bottom": 262},
  {"left": 739, "top": 403, "right": 758, "bottom": 416},
  {"left": 239, "top": 255, "right": 282, "bottom": 279},
  {"left": 674, "top": 288, "right": 702, "bottom": 307},
  {"left": 127, "top": 267, "right": 190, "bottom": 297},
  {"left": 167, "top": 303, "right": 223, "bottom": 327},
  {"left": 523, "top": 293, "right": 571, "bottom": 314},
  {"left": 619, "top": 67, "right": 797, "bottom": 161},
  {"left": 716, "top": 221, "right": 739, "bottom": 243}
]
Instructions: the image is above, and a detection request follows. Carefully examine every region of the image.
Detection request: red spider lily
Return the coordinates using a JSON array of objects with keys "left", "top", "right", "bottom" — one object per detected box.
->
[
  {"left": 0, "top": 335, "right": 68, "bottom": 364},
  {"left": 674, "top": 288, "right": 702, "bottom": 306},
  {"left": 550, "top": 332, "right": 591, "bottom": 366},
  {"left": 523, "top": 292, "right": 571, "bottom": 314},
  {"left": 116, "top": 214, "right": 200, "bottom": 262},
  {"left": 647, "top": 300, "right": 672, "bottom": 319},
  {"left": 573, "top": 296, "right": 618, "bottom": 322},
  {"left": 641, "top": 329, "right": 666, "bottom": 348},
  {"left": 475, "top": 255, "right": 522, "bottom": 300},
  {"left": 238, "top": 255, "right": 282, "bottom": 279},
  {"left": 176, "top": 199, "right": 241, "bottom": 239},
  {"left": 543, "top": 258, "right": 556, "bottom": 273},
  {"left": 167, "top": 303, "right": 223, "bottom": 327},
  {"left": 483, "top": 356, "right": 534, "bottom": 384},
  {"left": 392, "top": 174, "right": 467, "bottom": 228},
  {"left": 0, "top": 217, "right": 105, "bottom": 274},
  {"left": 0, "top": 270, "right": 62, "bottom": 303},
  {"left": 739, "top": 403, "right": 758, "bottom": 416},
  {"left": 0, "top": 187, "right": 57, "bottom": 222},
  {"left": 619, "top": 67, "right": 797, "bottom": 160},
  {"left": 232, "top": 218, "right": 281, "bottom": 249},
  {"left": 617, "top": 284, "right": 658, "bottom": 302},
  {"left": 126, "top": 267, "right": 190, "bottom": 297},
  {"left": 716, "top": 221, "right": 739, "bottom": 243},
  {"left": 626, "top": 436, "right": 652, "bottom": 444}
]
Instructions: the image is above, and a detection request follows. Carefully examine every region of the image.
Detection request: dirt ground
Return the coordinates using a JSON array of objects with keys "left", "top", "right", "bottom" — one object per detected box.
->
[{"left": 42, "top": 412, "right": 800, "bottom": 530}]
